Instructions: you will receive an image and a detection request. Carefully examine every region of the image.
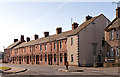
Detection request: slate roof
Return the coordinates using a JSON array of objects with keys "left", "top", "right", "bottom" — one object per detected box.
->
[
  {"left": 6, "top": 41, "right": 22, "bottom": 49},
  {"left": 67, "top": 14, "right": 108, "bottom": 36},
  {"left": 6, "top": 14, "right": 108, "bottom": 49},
  {"left": 105, "top": 18, "right": 120, "bottom": 31}
]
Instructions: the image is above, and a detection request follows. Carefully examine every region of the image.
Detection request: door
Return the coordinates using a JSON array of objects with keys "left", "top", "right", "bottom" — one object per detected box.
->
[
  {"left": 27, "top": 56, "right": 29, "bottom": 64},
  {"left": 64, "top": 53, "right": 67, "bottom": 65}
]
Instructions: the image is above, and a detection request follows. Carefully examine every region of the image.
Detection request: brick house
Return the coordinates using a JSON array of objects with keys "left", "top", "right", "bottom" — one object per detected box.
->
[
  {"left": 104, "top": 5, "right": 120, "bottom": 63},
  {"left": 4, "top": 14, "right": 109, "bottom": 66},
  {"left": 67, "top": 14, "right": 110, "bottom": 66}
]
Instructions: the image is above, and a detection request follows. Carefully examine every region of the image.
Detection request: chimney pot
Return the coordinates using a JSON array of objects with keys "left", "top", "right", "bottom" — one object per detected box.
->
[
  {"left": 21, "top": 35, "right": 25, "bottom": 42},
  {"left": 44, "top": 32, "right": 49, "bottom": 37},
  {"left": 116, "top": 7, "right": 120, "bottom": 18},
  {"left": 56, "top": 27, "right": 62, "bottom": 34},
  {"left": 34, "top": 34, "right": 39, "bottom": 40},
  {"left": 86, "top": 15, "right": 92, "bottom": 21},
  {"left": 14, "top": 39, "right": 18, "bottom": 43},
  {"left": 26, "top": 37, "right": 30, "bottom": 42},
  {"left": 72, "top": 22, "right": 79, "bottom": 30}
]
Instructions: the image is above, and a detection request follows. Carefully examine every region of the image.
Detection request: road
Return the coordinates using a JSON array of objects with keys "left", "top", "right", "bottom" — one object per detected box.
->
[{"left": 1, "top": 64, "right": 119, "bottom": 77}]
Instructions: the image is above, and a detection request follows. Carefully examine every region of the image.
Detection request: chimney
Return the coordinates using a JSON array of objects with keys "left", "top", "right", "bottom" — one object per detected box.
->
[
  {"left": 86, "top": 15, "right": 92, "bottom": 21},
  {"left": 34, "top": 34, "right": 39, "bottom": 40},
  {"left": 116, "top": 7, "right": 120, "bottom": 18},
  {"left": 56, "top": 27, "right": 62, "bottom": 34},
  {"left": 72, "top": 22, "right": 79, "bottom": 30},
  {"left": 20, "top": 35, "right": 25, "bottom": 42},
  {"left": 26, "top": 37, "right": 30, "bottom": 42},
  {"left": 44, "top": 32, "right": 49, "bottom": 37},
  {"left": 14, "top": 39, "right": 18, "bottom": 43}
]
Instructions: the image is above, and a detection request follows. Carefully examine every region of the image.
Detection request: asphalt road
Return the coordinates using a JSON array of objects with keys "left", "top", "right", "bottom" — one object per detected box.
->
[{"left": 1, "top": 64, "right": 119, "bottom": 77}]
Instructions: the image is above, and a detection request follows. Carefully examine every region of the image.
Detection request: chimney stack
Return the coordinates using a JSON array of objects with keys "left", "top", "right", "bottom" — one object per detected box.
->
[
  {"left": 56, "top": 27, "right": 62, "bottom": 34},
  {"left": 14, "top": 39, "right": 18, "bottom": 43},
  {"left": 21, "top": 35, "right": 25, "bottom": 42},
  {"left": 116, "top": 7, "right": 120, "bottom": 18},
  {"left": 26, "top": 37, "right": 30, "bottom": 42},
  {"left": 44, "top": 32, "right": 49, "bottom": 37},
  {"left": 72, "top": 22, "right": 79, "bottom": 30},
  {"left": 86, "top": 15, "right": 92, "bottom": 21},
  {"left": 34, "top": 34, "right": 39, "bottom": 40}
]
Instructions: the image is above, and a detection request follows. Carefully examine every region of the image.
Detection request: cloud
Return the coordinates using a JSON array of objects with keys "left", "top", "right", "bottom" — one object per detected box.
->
[{"left": 36, "top": 0, "right": 71, "bottom": 23}]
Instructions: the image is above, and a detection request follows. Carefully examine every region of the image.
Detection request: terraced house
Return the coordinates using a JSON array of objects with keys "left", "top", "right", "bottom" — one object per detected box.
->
[
  {"left": 4, "top": 14, "right": 110, "bottom": 66},
  {"left": 104, "top": 4, "right": 120, "bottom": 64}
]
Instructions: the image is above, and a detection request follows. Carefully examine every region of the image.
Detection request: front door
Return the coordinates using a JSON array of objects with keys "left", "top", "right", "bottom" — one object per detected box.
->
[
  {"left": 64, "top": 53, "right": 67, "bottom": 65},
  {"left": 27, "top": 56, "right": 29, "bottom": 64},
  {"left": 36, "top": 55, "right": 39, "bottom": 64}
]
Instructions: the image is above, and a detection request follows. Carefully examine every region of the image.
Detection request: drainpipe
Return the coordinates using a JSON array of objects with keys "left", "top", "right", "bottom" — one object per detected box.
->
[{"left": 57, "top": 40, "right": 59, "bottom": 65}]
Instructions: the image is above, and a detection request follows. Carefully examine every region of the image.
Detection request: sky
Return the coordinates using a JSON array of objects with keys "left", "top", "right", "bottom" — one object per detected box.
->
[{"left": 0, "top": 0, "right": 119, "bottom": 52}]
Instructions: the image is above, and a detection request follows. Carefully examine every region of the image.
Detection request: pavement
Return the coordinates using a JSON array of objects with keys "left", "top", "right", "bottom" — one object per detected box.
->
[{"left": 0, "top": 64, "right": 119, "bottom": 76}]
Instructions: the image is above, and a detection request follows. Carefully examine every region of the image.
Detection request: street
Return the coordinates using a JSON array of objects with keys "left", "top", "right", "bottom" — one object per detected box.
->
[{"left": 0, "top": 64, "right": 119, "bottom": 77}]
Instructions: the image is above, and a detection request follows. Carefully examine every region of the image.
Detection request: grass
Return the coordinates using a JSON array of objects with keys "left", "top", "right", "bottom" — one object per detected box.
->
[{"left": 0, "top": 66, "right": 11, "bottom": 70}]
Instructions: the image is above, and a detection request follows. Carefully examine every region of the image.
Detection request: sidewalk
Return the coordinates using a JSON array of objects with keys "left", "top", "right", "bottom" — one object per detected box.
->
[{"left": 52, "top": 65, "right": 119, "bottom": 73}]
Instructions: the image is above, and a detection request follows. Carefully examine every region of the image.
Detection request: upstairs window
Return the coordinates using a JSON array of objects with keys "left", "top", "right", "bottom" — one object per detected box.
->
[
  {"left": 110, "top": 30, "right": 114, "bottom": 40},
  {"left": 45, "top": 44, "right": 47, "bottom": 50},
  {"left": 107, "top": 51, "right": 110, "bottom": 57},
  {"left": 60, "top": 41, "right": 62, "bottom": 49},
  {"left": 30, "top": 46, "right": 32, "bottom": 52},
  {"left": 71, "top": 38, "right": 73, "bottom": 46},
  {"left": 33, "top": 46, "right": 35, "bottom": 52},
  {"left": 54, "top": 43, "right": 56, "bottom": 50},
  {"left": 116, "top": 30, "right": 119, "bottom": 39},
  {"left": 116, "top": 46, "right": 119, "bottom": 56},
  {"left": 40, "top": 45, "right": 42, "bottom": 51}
]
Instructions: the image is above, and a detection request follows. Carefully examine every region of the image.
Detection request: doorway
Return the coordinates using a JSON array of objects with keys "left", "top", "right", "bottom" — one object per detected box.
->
[{"left": 64, "top": 53, "right": 67, "bottom": 65}]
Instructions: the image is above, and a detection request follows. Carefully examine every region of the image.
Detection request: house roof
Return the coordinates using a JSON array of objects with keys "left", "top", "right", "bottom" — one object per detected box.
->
[
  {"left": 5, "top": 41, "right": 22, "bottom": 49},
  {"left": 67, "top": 14, "right": 107, "bottom": 36},
  {"left": 13, "top": 30, "right": 71, "bottom": 49},
  {"left": 105, "top": 18, "right": 120, "bottom": 31},
  {"left": 8, "top": 14, "right": 108, "bottom": 49}
]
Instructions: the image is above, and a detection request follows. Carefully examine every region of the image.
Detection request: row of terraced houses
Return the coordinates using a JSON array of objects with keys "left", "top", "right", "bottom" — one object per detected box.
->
[{"left": 3, "top": 5, "right": 120, "bottom": 67}]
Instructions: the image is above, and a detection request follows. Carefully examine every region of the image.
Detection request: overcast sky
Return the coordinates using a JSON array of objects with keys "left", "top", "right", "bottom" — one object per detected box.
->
[{"left": 0, "top": 0, "right": 119, "bottom": 52}]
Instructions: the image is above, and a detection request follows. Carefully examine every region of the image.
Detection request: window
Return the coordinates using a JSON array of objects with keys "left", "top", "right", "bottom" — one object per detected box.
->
[
  {"left": 30, "top": 56, "right": 31, "bottom": 62},
  {"left": 71, "top": 54, "right": 73, "bottom": 62},
  {"left": 54, "top": 43, "right": 56, "bottom": 49},
  {"left": 60, "top": 53, "right": 62, "bottom": 62},
  {"left": 22, "top": 48, "right": 23, "bottom": 53},
  {"left": 116, "top": 46, "right": 119, "bottom": 56},
  {"left": 30, "top": 46, "right": 32, "bottom": 52},
  {"left": 45, "top": 44, "right": 47, "bottom": 50},
  {"left": 60, "top": 41, "right": 62, "bottom": 49},
  {"left": 17, "top": 49, "right": 18, "bottom": 53},
  {"left": 107, "top": 51, "right": 109, "bottom": 56},
  {"left": 40, "top": 45, "right": 42, "bottom": 51},
  {"left": 71, "top": 38, "right": 73, "bottom": 45},
  {"left": 34, "top": 46, "right": 35, "bottom": 52},
  {"left": 110, "top": 30, "right": 114, "bottom": 40},
  {"left": 41, "top": 55, "right": 42, "bottom": 61},
  {"left": 116, "top": 30, "right": 119, "bottom": 39},
  {"left": 45, "top": 54, "right": 47, "bottom": 62},
  {"left": 54, "top": 54, "right": 56, "bottom": 62},
  {"left": 110, "top": 47, "right": 114, "bottom": 57}
]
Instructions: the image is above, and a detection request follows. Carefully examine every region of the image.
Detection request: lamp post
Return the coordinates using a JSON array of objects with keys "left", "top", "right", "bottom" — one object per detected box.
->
[{"left": 92, "top": 43, "right": 97, "bottom": 67}]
